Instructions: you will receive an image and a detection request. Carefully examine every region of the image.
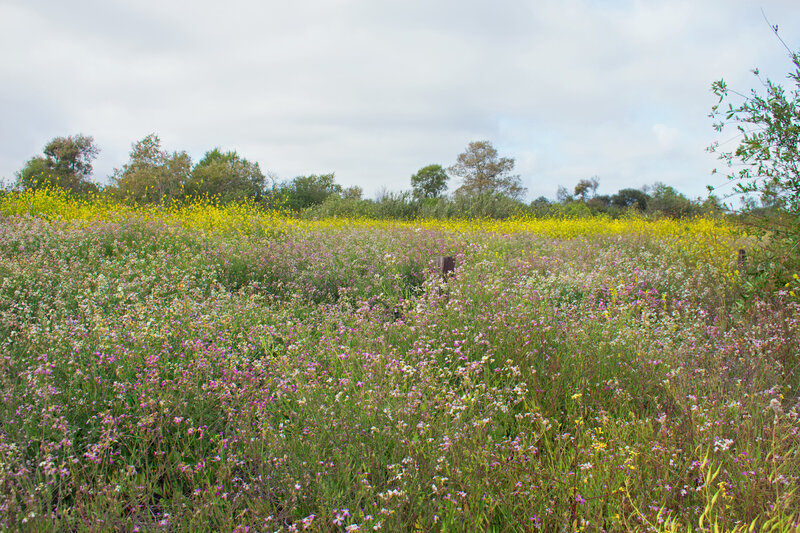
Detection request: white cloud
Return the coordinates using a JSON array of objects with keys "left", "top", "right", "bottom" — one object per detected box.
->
[
  {"left": 652, "top": 124, "right": 680, "bottom": 150},
  {"left": 1, "top": 0, "right": 799, "bottom": 199}
]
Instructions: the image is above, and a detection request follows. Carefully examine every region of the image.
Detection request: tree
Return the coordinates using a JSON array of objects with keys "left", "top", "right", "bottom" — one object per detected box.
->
[
  {"left": 448, "top": 141, "right": 526, "bottom": 199},
  {"left": 647, "top": 182, "right": 697, "bottom": 218},
  {"left": 186, "top": 148, "right": 266, "bottom": 202},
  {"left": 573, "top": 176, "right": 599, "bottom": 201},
  {"left": 556, "top": 185, "right": 573, "bottom": 203},
  {"left": 611, "top": 188, "right": 649, "bottom": 211},
  {"left": 280, "top": 173, "right": 342, "bottom": 211},
  {"left": 16, "top": 157, "right": 49, "bottom": 190},
  {"left": 341, "top": 185, "right": 363, "bottom": 200},
  {"left": 708, "top": 30, "right": 800, "bottom": 214},
  {"left": 586, "top": 194, "right": 611, "bottom": 211},
  {"left": 110, "top": 134, "right": 191, "bottom": 204},
  {"left": 410, "top": 164, "right": 448, "bottom": 199},
  {"left": 16, "top": 134, "right": 99, "bottom": 193}
]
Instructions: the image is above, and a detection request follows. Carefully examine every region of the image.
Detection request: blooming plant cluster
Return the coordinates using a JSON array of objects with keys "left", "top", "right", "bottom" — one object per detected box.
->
[{"left": 0, "top": 190, "right": 798, "bottom": 531}]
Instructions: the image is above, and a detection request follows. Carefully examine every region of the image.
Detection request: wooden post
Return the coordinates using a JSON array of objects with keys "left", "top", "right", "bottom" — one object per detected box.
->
[
  {"left": 737, "top": 249, "right": 746, "bottom": 269},
  {"left": 436, "top": 256, "right": 455, "bottom": 278}
]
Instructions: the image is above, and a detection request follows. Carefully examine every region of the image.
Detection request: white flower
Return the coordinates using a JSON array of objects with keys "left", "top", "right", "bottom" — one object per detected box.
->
[{"left": 713, "top": 438, "right": 733, "bottom": 452}]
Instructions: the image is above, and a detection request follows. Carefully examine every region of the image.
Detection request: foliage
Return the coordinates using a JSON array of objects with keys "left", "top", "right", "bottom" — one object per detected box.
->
[
  {"left": 586, "top": 194, "right": 612, "bottom": 212},
  {"left": 109, "top": 133, "right": 192, "bottom": 204},
  {"left": 410, "top": 164, "right": 448, "bottom": 199},
  {"left": 185, "top": 148, "right": 266, "bottom": 203},
  {"left": 448, "top": 140, "right": 526, "bottom": 200},
  {"left": 443, "top": 192, "right": 526, "bottom": 219},
  {"left": 341, "top": 185, "right": 363, "bottom": 200},
  {"left": 709, "top": 40, "right": 800, "bottom": 216},
  {"left": 611, "top": 188, "right": 649, "bottom": 211},
  {"left": 556, "top": 185, "right": 573, "bottom": 203},
  {"left": 16, "top": 134, "right": 99, "bottom": 194},
  {"left": 372, "top": 190, "right": 418, "bottom": 219},
  {"left": 279, "top": 173, "right": 342, "bottom": 211},
  {"left": 646, "top": 182, "right": 700, "bottom": 218},
  {"left": 573, "top": 176, "right": 599, "bottom": 201},
  {"left": 304, "top": 195, "right": 376, "bottom": 219},
  {"left": 14, "top": 157, "right": 49, "bottom": 190}
]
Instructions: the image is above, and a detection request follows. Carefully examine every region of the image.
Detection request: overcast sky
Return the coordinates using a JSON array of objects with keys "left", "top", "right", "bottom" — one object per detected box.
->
[{"left": 1, "top": 0, "right": 799, "bottom": 201}]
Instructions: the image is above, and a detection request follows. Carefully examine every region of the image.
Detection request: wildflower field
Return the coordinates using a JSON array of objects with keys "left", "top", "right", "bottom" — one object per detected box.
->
[{"left": 1, "top": 190, "right": 799, "bottom": 532}]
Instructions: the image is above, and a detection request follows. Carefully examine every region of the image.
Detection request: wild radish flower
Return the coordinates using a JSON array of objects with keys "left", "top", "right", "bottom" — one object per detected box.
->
[
  {"left": 300, "top": 514, "right": 316, "bottom": 529},
  {"left": 769, "top": 399, "right": 784, "bottom": 416},
  {"left": 714, "top": 438, "right": 734, "bottom": 452}
]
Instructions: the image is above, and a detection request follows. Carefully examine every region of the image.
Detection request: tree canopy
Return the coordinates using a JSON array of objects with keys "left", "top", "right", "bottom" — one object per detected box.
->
[
  {"left": 280, "top": 173, "right": 342, "bottom": 211},
  {"left": 110, "top": 134, "right": 192, "bottom": 204},
  {"left": 186, "top": 148, "right": 266, "bottom": 202},
  {"left": 16, "top": 134, "right": 99, "bottom": 193},
  {"left": 573, "top": 177, "right": 599, "bottom": 201},
  {"left": 610, "top": 188, "right": 648, "bottom": 211},
  {"left": 448, "top": 141, "right": 526, "bottom": 200},
  {"left": 410, "top": 164, "right": 448, "bottom": 200}
]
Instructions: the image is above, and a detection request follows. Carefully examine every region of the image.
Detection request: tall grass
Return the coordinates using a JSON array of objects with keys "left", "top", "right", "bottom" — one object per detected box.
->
[{"left": 0, "top": 190, "right": 797, "bottom": 531}]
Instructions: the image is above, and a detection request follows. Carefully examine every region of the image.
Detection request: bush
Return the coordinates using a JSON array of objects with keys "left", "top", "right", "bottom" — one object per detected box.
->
[
  {"left": 647, "top": 183, "right": 699, "bottom": 218},
  {"left": 372, "top": 191, "right": 419, "bottom": 219},
  {"left": 303, "top": 195, "right": 376, "bottom": 219}
]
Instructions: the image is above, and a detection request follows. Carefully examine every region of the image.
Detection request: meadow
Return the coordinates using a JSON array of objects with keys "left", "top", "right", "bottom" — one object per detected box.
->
[{"left": 0, "top": 189, "right": 798, "bottom": 532}]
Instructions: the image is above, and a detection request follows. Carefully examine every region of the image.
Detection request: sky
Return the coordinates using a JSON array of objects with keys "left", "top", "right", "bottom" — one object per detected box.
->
[{"left": 1, "top": 0, "right": 799, "bottom": 202}]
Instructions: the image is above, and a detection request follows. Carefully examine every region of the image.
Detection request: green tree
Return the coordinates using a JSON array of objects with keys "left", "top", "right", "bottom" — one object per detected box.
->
[
  {"left": 448, "top": 141, "right": 526, "bottom": 199},
  {"left": 16, "top": 134, "right": 99, "bottom": 193},
  {"left": 341, "top": 185, "right": 363, "bottom": 200},
  {"left": 586, "top": 194, "right": 611, "bottom": 212},
  {"left": 16, "top": 157, "right": 49, "bottom": 190},
  {"left": 573, "top": 177, "right": 599, "bottom": 201},
  {"left": 186, "top": 148, "right": 266, "bottom": 202},
  {"left": 611, "top": 188, "right": 649, "bottom": 211},
  {"left": 410, "top": 164, "right": 448, "bottom": 199},
  {"left": 647, "top": 182, "right": 697, "bottom": 218},
  {"left": 281, "top": 173, "right": 342, "bottom": 211},
  {"left": 556, "top": 186, "right": 573, "bottom": 203},
  {"left": 708, "top": 35, "right": 800, "bottom": 214},
  {"left": 110, "top": 134, "right": 191, "bottom": 204}
]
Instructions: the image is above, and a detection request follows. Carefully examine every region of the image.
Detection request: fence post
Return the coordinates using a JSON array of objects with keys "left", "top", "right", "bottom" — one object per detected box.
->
[
  {"left": 436, "top": 256, "right": 455, "bottom": 278},
  {"left": 737, "top": 249, "right": 746, "bottom": 269}
]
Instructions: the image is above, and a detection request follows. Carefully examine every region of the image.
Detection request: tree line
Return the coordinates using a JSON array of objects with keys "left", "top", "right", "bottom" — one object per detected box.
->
[
  {"left": 14, "top": 133, "right": 269, "bottom": 204},
  {"left": 7, "top": 134, "right": 721, "bottom": 220}
]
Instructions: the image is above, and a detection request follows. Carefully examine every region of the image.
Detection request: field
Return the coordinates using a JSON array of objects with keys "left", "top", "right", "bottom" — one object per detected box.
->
[{"left": 1, "top": 190, "right": 799, "bottom": 532}]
